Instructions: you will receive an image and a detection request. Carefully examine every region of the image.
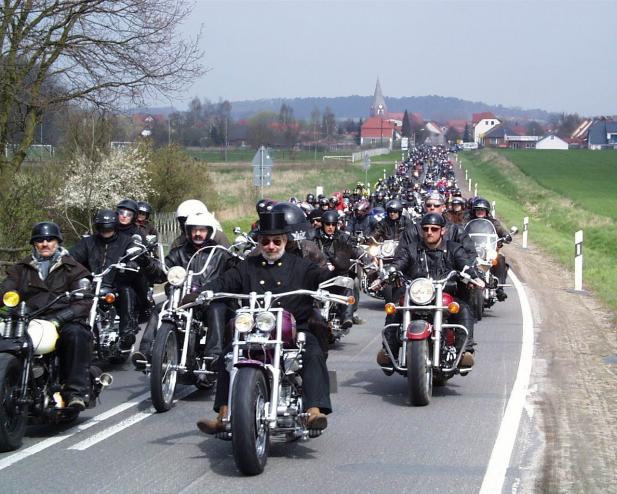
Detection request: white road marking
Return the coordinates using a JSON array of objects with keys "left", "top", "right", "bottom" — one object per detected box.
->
[
  {"left": 479, "top": 269, "right": 534, "bottom": 494},
  {"left": 68, "top": 386, "right": 196, "bottom": 451},
  {"left": 0, "top": 391, "right": 151, "bottom": 471}
]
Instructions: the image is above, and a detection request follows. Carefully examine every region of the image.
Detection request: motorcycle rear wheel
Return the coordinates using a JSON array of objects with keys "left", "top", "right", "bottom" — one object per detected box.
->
[
  {"left": 407, "top": 339, "right": 432, "bottom": 406},
  {"left": 0, "top": 354, "right": 27, "bottom": 452},
  {"left": 150, "top": 323, "right": 178, "bottom": 412},
  {"left": 231, "top": 367, "right": 270, "bottom": 475}
]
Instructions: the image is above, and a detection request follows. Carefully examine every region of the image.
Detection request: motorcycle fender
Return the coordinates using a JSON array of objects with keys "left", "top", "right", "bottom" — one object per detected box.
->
[
  {"left": 405, "top": 321, "right": 432, "bottom": 340},
  {"left": 234, "top": 359, "right": 266, "bottom": 369}
]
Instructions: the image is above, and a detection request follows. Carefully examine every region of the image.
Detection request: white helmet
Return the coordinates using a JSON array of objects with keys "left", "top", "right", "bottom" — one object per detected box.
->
[
  {"left": 176, "top": 199, "right": 209, "bottom": 220},
  {"left": 27, "top": 319, "right": 59, "bottom": 355},
  {"left": 184, "top": 212, "right": 219, "bottom": 244}
]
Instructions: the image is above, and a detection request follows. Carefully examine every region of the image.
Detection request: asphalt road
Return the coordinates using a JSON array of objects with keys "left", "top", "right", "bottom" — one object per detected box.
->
[{"left": 0, "top": 284, "right": 524, "bottom": 494}]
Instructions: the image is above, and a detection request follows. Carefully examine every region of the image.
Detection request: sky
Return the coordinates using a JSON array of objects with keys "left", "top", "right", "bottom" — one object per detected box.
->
[{"left": 151, "top": 0, "right": 617, "bottom": 116}]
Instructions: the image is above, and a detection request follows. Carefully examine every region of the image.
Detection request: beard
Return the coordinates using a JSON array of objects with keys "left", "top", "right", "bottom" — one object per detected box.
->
[{"left": 262, "top": 248, "right": 285, "bottom": 263}]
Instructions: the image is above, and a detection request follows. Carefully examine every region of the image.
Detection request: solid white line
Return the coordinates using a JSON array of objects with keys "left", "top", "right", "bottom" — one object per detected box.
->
[
  {"left": 0, "top": 391, "right": 151, "bottom": 471},
  {"left": 479, "top": 269, "right": 534, "bottom": 494},
  {"left": 68, "top": 386, "right": 196, "bottom": 451}
]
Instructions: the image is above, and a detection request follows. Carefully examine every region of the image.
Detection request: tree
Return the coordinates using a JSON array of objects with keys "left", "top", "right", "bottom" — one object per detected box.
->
[
  {"left": 549, "top": 113, "right": 581, "bottom": 138},
  {"left": 0, "top": 0, "right": 204, "bottom": 174},
  {"left": 322, "top": 106, "right": 336, "bottom": 139},
  {"left": 56, "top": 146, "right": 155, "bottom": 235},
  {"left": 445, "top": 126, "right": 461, "bottom": 144},
  {"left": 278, "top": 103, "right": 298, "bottom": 148},
  {"left": 526, "top": 121, "right": 545, "bottom": 136},
  {"left": 401, "top": 110, "right": 412, "bottom": 138},
  {"left": 247, "top": 112, "right": 277, "bottom": 147},
  {"left": 463, "top": 123, "right": 472, "bottom": 142}
]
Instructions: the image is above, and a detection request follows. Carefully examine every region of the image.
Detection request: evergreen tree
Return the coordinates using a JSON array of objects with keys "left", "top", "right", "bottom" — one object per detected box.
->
[{"left": 401, "top": 110, "right": 412, "bottom": 138}]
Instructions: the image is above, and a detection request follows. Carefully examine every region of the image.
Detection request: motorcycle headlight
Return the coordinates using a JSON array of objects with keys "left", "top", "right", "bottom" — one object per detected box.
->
[
  {"left": 255, "top": 311, "right": 276, "bottom": 333},
  {"left": 235, "top": 313, "right": 254, "bottom": 333},
  {"left": 3, "top": 291, "right": 20, "bottom": 307},
  {"left": 409, "top": 278, "right": 435, "bottom": 305},
  {"left": 368, "top": 245, "right": 380, "bottom": 256},
  {"left": 167, "top": 266, "right": 187, "bottom": 287}
]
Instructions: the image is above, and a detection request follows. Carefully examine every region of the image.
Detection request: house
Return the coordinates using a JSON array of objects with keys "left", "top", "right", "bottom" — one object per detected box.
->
[
  {"left": 482, "top": 124, "right": 540, "bottom": 149},
  {"left": 360, "top": 117, "right": 397, "bottom": 148},
  {"left": 535, "top": 134, "right": 569, "bottom": 150},
  {"left": 472, "top": 112, "right": 500, "bottom": 143},
  {"left": 587, "top": 119, "right": 617, "bottom": 150},
  {"left": 423, "top": 121, "right": 445, "bottom": 146}
]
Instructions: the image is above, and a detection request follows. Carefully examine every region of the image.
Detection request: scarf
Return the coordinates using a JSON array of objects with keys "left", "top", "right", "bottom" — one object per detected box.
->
[{"left": 32, "top": 246, "right": 66, "bottom": 280}]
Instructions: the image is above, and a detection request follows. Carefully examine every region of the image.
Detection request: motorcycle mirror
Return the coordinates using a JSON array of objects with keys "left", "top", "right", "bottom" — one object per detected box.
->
[
  {"left": 126, "top": 246, "right": 141, "bottom": 256},
  {"left": 510, "top": 226, "right": 519, "bottom": 235},
  {"left": 78, "top": 278, "right": 91, "bottom": 291},
  {"left": 145, "top": 234, "right": 157, "bottom": 245},
  {"left": 233, "top": 226, "right": 242, "bottom": 234}
]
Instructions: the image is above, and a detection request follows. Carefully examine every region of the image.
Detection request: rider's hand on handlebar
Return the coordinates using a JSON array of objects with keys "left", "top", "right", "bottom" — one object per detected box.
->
[{"left": 181, "top": 292, "right": 200, "bottom": 305}]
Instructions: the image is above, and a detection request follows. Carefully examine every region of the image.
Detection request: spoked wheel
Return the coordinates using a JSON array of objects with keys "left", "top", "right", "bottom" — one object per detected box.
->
[
  {"left": 231, "top": 367, "right": 270, "bottom": 475},
  {"left": 407, "top": 339, "right": 432, "bottom": 406},
  {"left": 150, "top": 323, "right": 178, "bottom": 412},
  {"left": 0, "top": 354, "right": 27, "bottom": 452}
]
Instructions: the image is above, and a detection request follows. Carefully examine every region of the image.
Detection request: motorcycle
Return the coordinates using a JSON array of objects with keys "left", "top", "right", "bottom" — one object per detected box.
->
[
  {"left": 229, "top": 227, "right": 257, "bottom": 257},
  {"left": 195, "top": 281, "right": 353, "bottom": 475},
  {"left": 87, "top": 236, "right": 156, "bottom": 364},
  {"left": 314, "top": 276, "right": 356, "bottom": 343},
  {"left": 0, "top": 286, "right": 112, "bottom": 452},
  {"left": 364, "top": 237, "right": 398, "bottom": 299},
  {"left": 463, "top": 219, "right": 518, "bottom": 320},
  {"left": 145, "top": 244, "right": 232, "bottom": 412},
  {"left": 378, "top": 268, "right": 480, "bottom": 406}
]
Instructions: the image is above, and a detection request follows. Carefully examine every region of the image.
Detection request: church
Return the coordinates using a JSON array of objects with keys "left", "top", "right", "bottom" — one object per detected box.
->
[{"left": 359, "top": 78, "right": 404, "bottom": 149}]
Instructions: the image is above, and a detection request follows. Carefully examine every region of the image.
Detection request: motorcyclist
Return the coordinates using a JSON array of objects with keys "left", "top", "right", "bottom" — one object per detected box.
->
[
  {"left": 444, "top": 196, "right": 468, "bottom": 225},
  {"left": 0, "top": 222, "right": 92, "bottom": 410},
  {"left": 71, "top": 209, "right": 156, "bottom": 351},
  {"left": 115, "top": 198, "right": 145, "bottom": 239},
  {"left": 136, "top": 201, "right": 158, "bottom": 236},
  {"left": 314, "top": 209, "right": 373, "bottom": 330},
  {"left": 345, "top": 198, "right": 372, "bottom": 237},
  {"left": 195, "top": 211, "right": 337, "bottom": 434},
  {"left": 133, "top": 211, "right": 236, "bottom": 368},
  {"left": 172, "top": 199, "right": 230, "bottom": 249},
  {"left": 469, "top": 197, "right": 512, "bottom": 301},
  {"left": 370, "top": 198, "right": 413, "bottom": 242},
  {"left": 375, "top": 213, "right": 483, "bottom": 369}
]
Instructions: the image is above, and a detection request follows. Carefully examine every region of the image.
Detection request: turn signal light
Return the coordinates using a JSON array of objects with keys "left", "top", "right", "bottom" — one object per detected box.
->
[
  {"left": 347, "top": 296, "right": 356, "bottom": 305},
  {"left": 448, "top": 302, "right": 460, "bottom": 314},
  {"left": 384, "top": 303, "right": 396, "bottom": 315},
  {"left": 103, "top": 293, "right": 116, "bottom": 304},
  {"left": 491, "top": 258, "right": 498, "bottom": 267}
]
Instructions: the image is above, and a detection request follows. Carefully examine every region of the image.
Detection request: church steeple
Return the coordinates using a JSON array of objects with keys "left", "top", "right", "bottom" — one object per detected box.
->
[{"left": 370, "top": 77, "right": 387, "bottom": 116}]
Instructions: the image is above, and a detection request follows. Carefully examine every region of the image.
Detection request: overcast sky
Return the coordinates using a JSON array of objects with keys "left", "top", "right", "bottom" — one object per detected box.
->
[{"left": 154, "top": 0, "right": 617, "bottom": 116}]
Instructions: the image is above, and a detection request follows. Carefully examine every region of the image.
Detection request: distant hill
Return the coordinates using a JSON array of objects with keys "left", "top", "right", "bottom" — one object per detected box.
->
[{"left": 229, "top": 95, "right": 553, "bottom": 123}]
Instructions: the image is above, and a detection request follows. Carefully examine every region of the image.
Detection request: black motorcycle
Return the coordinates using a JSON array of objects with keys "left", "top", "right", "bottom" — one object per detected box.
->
[{"left": 0, "top": 286, "right": 112, "bottom": 452}]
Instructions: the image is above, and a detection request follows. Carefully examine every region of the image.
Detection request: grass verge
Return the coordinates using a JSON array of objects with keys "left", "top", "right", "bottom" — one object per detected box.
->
[{"left": 459, "top": 150, "right": 617, "bottom": 318}]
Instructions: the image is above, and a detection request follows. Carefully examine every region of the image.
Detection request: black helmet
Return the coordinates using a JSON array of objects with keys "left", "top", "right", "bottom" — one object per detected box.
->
[
  {"left": 306, "top": 193, "right": 316, "bottom": 204},
  {"left": 420, "top": 213, "right": 446, "bottom": 227},
  {"left": 137, "top": 201, "right": 152, "bottom": 217},
  {"left": 116, "top": 198, "right": 138, "bottom": 214},
  {"left": 30, "top": 222, "right": 63, "bottom": 244},
  {"left": 472, "top": 197, "right": 491, "bottom": 212},
  {"left": 386, "top": 199, "right": 404, "bottom": 214},
  {"left": 321, "top": 209, "right": 339, "bottom": 225},
  {"left": 318, "top": 197, "right": 328, "bottom": 208},
  {"left": 451, "top": 196, "right": 466, "bottom": 206},
  {"left": 271, "top": 202, "right": 310, "bottom": 241},
  {"left": 308, "top": 209, "right": 322, "bottom": 223},
  {"left": 94, "top": 209, "right": 117, "bottom": 231}
]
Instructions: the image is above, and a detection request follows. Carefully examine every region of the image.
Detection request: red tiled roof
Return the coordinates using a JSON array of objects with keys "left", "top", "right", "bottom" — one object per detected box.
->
[
  {"left": 361, "top": 117, "right": 395, "bottom": 138},
  {"left": 447, "top": 119, "right": 467, "bottom": 133},
  {"left": 472, "top": 112, "right": 497, "bottom": 124}
]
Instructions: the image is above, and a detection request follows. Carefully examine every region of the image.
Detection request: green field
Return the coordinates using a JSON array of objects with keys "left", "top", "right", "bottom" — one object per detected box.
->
[{"left": 459, "top": 149, "right": 617, "bottom": 317}]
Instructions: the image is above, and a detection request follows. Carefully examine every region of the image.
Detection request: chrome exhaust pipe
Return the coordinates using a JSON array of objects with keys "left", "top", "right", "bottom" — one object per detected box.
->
[{"left": 97, "top": 372, "right": 113, "bottom": 387}]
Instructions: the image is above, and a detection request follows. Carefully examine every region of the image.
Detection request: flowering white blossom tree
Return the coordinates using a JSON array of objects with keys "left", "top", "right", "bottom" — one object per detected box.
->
[{"left": 58, "top": 147, "right": 155, "bottom": 234}]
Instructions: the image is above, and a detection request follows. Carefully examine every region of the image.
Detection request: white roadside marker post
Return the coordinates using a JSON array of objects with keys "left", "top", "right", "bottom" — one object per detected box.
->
[
  {"left": 474, "top": 183, "right": 478, "bottom": 197},
  {"left": 491, "top": 200, "right": 496, "bottom": 217},
  {"left": 574, "top": 230, "right": 583, "bottom": 292},
  {"left": 522, "top": 217, "right": 529, "bottom": 249},
  {"left": 468, "top": 178, "right": 472, "bottom": 192},
  {"left": 465, "top": 169, "right": 468, "bottom": 180}
]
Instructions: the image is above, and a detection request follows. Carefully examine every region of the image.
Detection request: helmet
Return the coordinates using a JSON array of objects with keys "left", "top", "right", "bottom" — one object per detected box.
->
[
  {"left": 116, "top": 198, "right": 138, "bottom": 214},
  {"left": 306, "top": 193, "right": 316, "bottom": 204},
  {"left": 30, "top": 222, "right": 63, "bottom": 244},
  {"left": 318, "top": 197, "right": 328, "bottom": 208},
  {"left": 376, "top": 191, "right": 385, "bottom": 201},
  {"left": 451, "top": 196, "right": 466, "bottom": 207},
  {"left": 472, "top": 197, "right": 491, "bottom": 212},
  {"left": 184, "top": 212, "right": 219, "bottom": 244},
  {"left": 94, "top": 209, "right": 117, "bottom": 232},
  {"left": 271, "top": 202, "right": 310, "bottom": 241},
  {"left": 321, "top": 209, "right": 339, "bottom": 225},
  {"left": 328, "top": 196, "right": 338, "bottom": 208},
  {"left": 137, "top": 201, "right": 153, "bottom": 217},
  {"left": 176, "top": 199, "right": 208, "bottom": 220},
  {"left": 308, "top": 209, "right": 322, "bottom": 223},
  {"left": 298, "top": 201, "right": 314, "bottom": 215},
  {"left": 425, "top": 192, "right": 445, "bottom": 205},
  {"left": 386, "top": 199, "right": 404, "bottom": 214},
  {"left": 421, "top": 213, "right": 446, "bottom": 227},
  {"left": 354, "top": 199, "right": 371, "bottom": 218},
  {"left": 289, "top": 196, "right": 298, "bottom": 204}
]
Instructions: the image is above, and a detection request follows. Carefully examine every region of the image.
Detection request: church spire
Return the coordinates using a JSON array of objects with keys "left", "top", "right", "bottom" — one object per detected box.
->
[{"left": 370, "top": 77, "right": 387, "bottom": 116}]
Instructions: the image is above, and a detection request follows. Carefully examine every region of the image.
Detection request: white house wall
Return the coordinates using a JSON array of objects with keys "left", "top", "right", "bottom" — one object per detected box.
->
[{"left": 474, "top": 119, "right": 500, "bottom": 143}]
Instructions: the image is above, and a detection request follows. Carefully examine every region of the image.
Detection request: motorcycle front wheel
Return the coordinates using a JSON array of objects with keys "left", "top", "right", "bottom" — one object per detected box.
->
[
  {"left": 0, "top": 354, "right": 27, "bottom": 452},
  {"left": 231, "top": 367, "right": 270, "bottom": 475},
  {"left": 150, "top": 322, "right": 178, "bottom": 412},
  {"left": 406, "top": 339, "right": 432, "bottom": 406},
  {"left": 471, "top": 288, "right": 484, "bottom": 321}
]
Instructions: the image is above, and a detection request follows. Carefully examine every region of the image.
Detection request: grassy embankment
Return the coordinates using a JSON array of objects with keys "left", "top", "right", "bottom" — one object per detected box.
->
[
  {"left": 459, "top": 149, "right": 617, "bottom": 317},
  {"left": 202, "top": 149, "right": 402, "bottom": 234}
]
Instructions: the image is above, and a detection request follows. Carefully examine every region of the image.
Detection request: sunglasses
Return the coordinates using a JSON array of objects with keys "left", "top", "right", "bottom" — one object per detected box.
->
[
  {"left": 34, "top": 237, "right": 56, "bottom": 243},
  {"left": 422, "top": 226, "right": 441, "bottom": 233},
  {"left": 260, "top": 237, "right": 284, "bottom": 246},
  {"left": 311, "top": 219, "right": 321, "bottom": 223},
  {"left": 323, "top": 222, "right": 337, "bottom": 226},
  {"left": 425, "top": 203, "right": 442, "bottom": 209}
]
